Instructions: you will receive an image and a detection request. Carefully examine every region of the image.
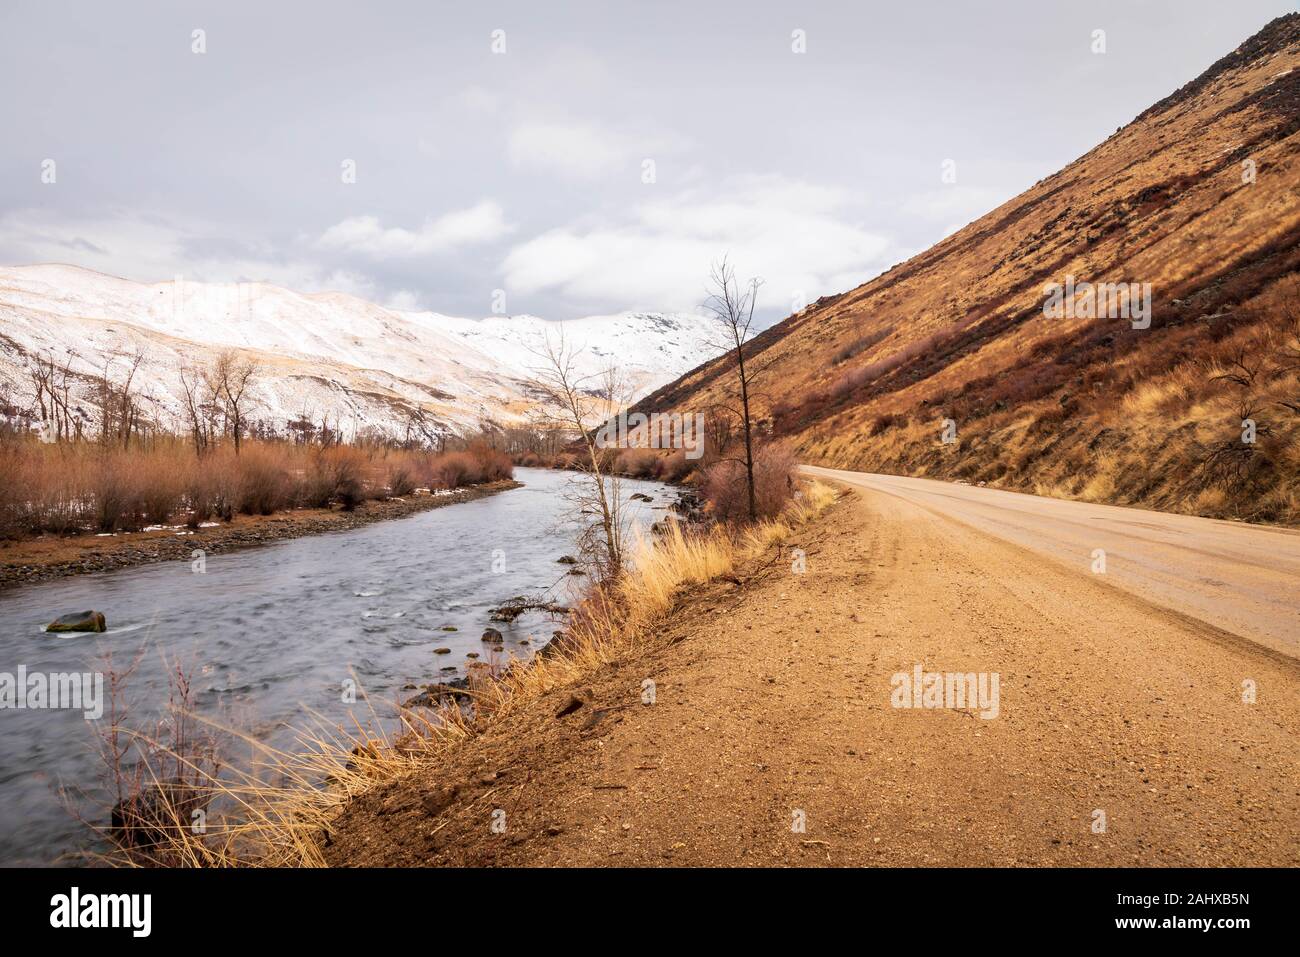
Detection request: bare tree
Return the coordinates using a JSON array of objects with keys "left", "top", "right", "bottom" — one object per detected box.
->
[
  {"left": 528, "top": 330, "right": 627, "bottom": 581},
  {"left": 178, "top": 363, "right": 213, "bottom": 456},
  {"left": 704, "top": 257, "right": 768, "bottom": 522},
  {"left": 93, "top": 350, "right": 145, "bottom": 449},
  {"left": 27, "top": 350, "right": 81, "bottom": 441},
  {"left": 205, "top": 350, "right": 259, "bottom": 453}
]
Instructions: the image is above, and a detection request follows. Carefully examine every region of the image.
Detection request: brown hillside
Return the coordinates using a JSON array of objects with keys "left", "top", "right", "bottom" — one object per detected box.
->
[{"left": 638, "top": 14, "right": 1300, "bottom": 524}]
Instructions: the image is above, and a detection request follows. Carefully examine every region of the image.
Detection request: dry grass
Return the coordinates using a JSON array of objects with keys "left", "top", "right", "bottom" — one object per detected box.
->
[
  {"left": 102, "top": 480, "right": 840, "bottom": 867},
  {"left": 787, "top": 271, "right": 1300, "bottom": 525}
]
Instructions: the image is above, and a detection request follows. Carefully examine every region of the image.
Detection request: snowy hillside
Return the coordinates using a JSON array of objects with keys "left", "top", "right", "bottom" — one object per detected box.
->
[
  {"left": 426, "top": 311, "right": 719, "bottom": 398},
  {"left": 0, "top": 264, "right": 720, "bottom": 441}
]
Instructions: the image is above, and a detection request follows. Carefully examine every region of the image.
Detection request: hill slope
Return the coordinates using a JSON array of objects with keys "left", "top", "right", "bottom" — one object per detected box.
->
[{"left": 638, "top": 14, "right": 1300, "bottom": 524}]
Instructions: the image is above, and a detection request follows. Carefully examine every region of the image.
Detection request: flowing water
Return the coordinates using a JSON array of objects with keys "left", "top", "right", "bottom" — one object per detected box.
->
[{"left": 0, "top": 468, "right": 675, "bottom": 865}]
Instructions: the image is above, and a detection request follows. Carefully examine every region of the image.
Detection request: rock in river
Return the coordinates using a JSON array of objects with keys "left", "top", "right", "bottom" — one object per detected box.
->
[
  {"left": 45, "top": 611, "right": 107, "bottom": 633},
  {"left": 482, "top": 628, "right": 504, "bottom": 643}
]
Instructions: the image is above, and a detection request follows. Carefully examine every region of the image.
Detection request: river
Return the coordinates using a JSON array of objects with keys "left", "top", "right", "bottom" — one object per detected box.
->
[{"left": 0, "top": 468, "right": 676, "bottom": 866}]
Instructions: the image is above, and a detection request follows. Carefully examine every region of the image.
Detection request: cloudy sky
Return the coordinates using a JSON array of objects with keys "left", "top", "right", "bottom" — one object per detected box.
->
[{"left": 0, "top": 0, "right": 1291, "bottom": 322}]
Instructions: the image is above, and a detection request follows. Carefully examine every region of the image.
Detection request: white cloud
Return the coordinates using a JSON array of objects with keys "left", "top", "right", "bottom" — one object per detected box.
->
[
  {"left": 317, "top": 201, "right": 512, "bottom": 258},
  {"left": 501, "top": 175, "right": 896, "bottom": 313}
]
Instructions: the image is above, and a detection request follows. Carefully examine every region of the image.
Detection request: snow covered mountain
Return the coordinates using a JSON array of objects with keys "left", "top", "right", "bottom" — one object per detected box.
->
[{"left": 0, "top": 264, "right": 720, "bottom": 441}]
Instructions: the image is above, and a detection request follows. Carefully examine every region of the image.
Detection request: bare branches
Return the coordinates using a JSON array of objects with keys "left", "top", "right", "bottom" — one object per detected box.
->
[
  {"left": 527, "top": 328, "right": 628, "bottom": 581},
  {"left": 704, "top": 256, "right": 765, "bottom": 521},
  {"left": 1209, "top": 348, "right": 1265, "bottom": 389},
  {"left": 26, "top": 350, "right": 82, "bottom": 441},
  {"left": 204, "top": 350, "right": 260, "bottom": 453}
]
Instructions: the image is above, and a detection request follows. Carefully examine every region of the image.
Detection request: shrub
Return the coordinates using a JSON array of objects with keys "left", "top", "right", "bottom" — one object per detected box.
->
[
  {"left": 432, "top": 450, "right": 479, "bottom": 489},
  {"left": 237, "top": 447, "right": 292, "bottom": 515},
  {"left": 184, "top": 466, "right": 216, "bottom": 528},
  {"left": 299, "top": 451, "right": 338, "bottom": 508},
  {"left": 655, "top": 449, "right": 694, "bottom": 483},
  {"left": 869, "top": 412, "right": 902, "bottom": 436},
  {"left": 137, "top": 467, "right": 183, "bottom": 526},
  {"left": 387, "top": 462, "right": 416, "bottom": 497},
  {"left": 615, "top": 448, "right": 658, "bottom": 478},
  {"left": 701, "top": 441, "right": 798, "bottom": 523},
  {"left": 92, "top": 452, "right": 139, "bottom": 532},
  {"left": 322, "top": 446, "right": 367, "bottom": 510}
]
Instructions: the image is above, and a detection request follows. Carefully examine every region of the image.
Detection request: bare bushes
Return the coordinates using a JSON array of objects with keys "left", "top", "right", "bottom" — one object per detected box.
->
[
  {"left": 701, "top": 441, "right": 798, "bottom": 523},
  {"left": 0, "top": 435, "right": 516, "bottom": 539},
  {"left": 235, "top": 446, "right": 293, "bottom": 515}
]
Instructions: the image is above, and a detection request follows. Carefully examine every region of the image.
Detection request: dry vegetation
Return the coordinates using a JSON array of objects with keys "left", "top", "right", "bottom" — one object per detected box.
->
[{"left": 0, "top": 435, "right": 513, "bottom": 540}]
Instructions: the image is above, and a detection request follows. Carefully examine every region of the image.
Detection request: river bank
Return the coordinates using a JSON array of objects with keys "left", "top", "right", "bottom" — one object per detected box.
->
[{"left": 0, "top": 480, "right": 521, "bottom": 590}]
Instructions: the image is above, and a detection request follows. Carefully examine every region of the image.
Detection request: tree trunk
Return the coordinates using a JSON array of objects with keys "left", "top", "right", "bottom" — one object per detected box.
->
[{"left": 736, "top": 338, "right": 757, "bottom": 522}]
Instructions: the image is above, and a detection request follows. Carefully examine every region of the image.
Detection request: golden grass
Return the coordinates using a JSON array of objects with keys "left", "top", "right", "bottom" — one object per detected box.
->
[{"left": 106, "top": 480, "right": 841, "bottom": 867}]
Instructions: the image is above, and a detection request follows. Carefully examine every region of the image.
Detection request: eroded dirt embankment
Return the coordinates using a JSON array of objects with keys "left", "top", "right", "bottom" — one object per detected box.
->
[
  {"left": 321, "top": 485, "right": 1299, "bottom": 867},
  {"left": 0, "top": 480, "right": 521, "bottom": 590}
]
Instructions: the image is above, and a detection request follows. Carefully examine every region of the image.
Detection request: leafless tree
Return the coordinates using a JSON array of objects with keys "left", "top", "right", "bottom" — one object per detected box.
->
[
  {"left": 27, "top": 350, "right": 81, "bottom": 441},
  {"left": 178, "top": 363, "right": 214, "bottom": 456},
  {"left": 528, "top": 330, "right": 627, "bottom": 581},
  {"left": 704, "top": 257, "right": 771, "bottom": 522},
  {"left": 205, "top": 350, "right": 259, "bottom": 453},
  {"left": 93, "top": 349, "right": 146, "bottom": 449}
]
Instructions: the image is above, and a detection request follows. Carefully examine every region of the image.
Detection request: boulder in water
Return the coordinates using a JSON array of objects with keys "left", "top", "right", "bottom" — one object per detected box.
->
[
  {"left": 482, "top": 628, "right": 504, "bottom": 643},
  {"left": 46, "top": 610, "right": 106, "bottom": 633}
]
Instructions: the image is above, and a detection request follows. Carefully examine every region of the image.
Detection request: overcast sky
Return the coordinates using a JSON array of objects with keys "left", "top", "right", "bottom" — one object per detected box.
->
[{"left": 0, "top": 0, "right": 1291, "bottom": 322}]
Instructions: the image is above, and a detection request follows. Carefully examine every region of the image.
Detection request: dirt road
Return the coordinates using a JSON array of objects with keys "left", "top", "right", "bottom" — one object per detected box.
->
[
  {"left": 327, "top": 477, "right": 1300, "bottom": 866},
  {"left": 803, "top": 467, "right": 1300, "bottom": 658}
]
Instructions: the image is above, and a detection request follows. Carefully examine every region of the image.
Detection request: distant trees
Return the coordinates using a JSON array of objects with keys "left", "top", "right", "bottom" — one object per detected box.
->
[
  {"left": 26, "top": 351, "right": 80, "bottom": 441},
  {"left": 94, "top": 350, "right": 145, "bottom": 449}
]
